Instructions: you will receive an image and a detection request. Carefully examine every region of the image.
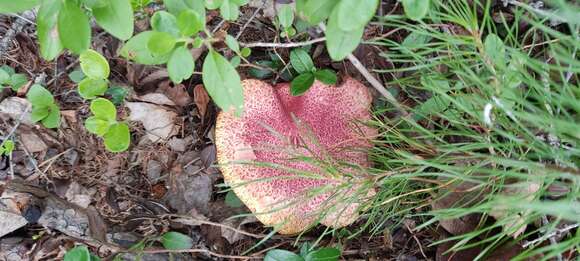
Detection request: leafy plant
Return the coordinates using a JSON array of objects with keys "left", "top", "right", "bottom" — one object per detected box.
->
[
  {"left": 85, "top": 98, "right": 130, "bottom": 152},
  {"left": 264, "top": 244, "right": 341, "bottom": 261},
  {"left": 289, "top": 49, "right": 337, "bottom": 96},
  {"left": 277, "top": 4, "right": 296, "bottom": 37},
  {"left": 36, "top": 0, "right": 134, "bottom": 59},
  {"left": 0, "top": 65, "right": 28, "bottom": 91},
  {"left": 296, "top": 0, "right": 379, "bottom": 60},
  {"left": 26, "top": 84, "right": 61, "bottom": 129}
]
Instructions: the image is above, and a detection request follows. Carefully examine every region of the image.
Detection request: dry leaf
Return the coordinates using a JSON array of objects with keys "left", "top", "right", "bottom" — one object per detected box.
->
[
  {"left": 194, "top": 84, "right": 210, "bottom": 118},
  {"left": 431, "top": 181, "right": 484, "bottom": 236},
  {"left": 158, "top": 80, "right": 192, "bottom": 107},
  {"left": 19, "top": 131, "right": 48, "bottom": 153},
  {"left": 135, "top": 93, "right": 176, "bottom": 106},
  {"left": 0, "top": 97, "right": 33, "bottom": 125},
  {"left": 489, "top": 181, "right": 541, "bottom": 238},
  {"left": 126, "top": 102, "right": 179, "bottom": 142}
]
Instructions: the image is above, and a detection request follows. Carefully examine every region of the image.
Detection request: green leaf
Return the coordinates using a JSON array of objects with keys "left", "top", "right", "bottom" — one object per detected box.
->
[
  {"left": 78, "top": 78, "right": 108, "bottom": 99},
  {"left": 168, "top": 46, "right": 195, "bottom": 83},
  {"left": 147, "top": 31, "right": 177, "bottom": 55},
  {"left": 104, "top": 123, "right": 130, "bottom": 152},
  {"left": 93, "top": 0, "right": 134, "bottom": 40},
  {"left": 225, "top": 34, "right": 240, "bottom": 53},
  {"left": 205, "top": 0, "right": 222, "bottom": 10},
  {"left": 0, "top": 65, "right": 14, "bottom": 75},
  {"left": 161, "top": 232, "right": 194, "bottom": 250},
  {"left": 177, "top": 9, "right": 203, "bottom": 36},
  {"left": 0, "top": 140, "right": 15, "bottom": 155},
  {"left": 336, "top": 0, "right": 378, "bottom": 31},
  {"left": 27, "top": 84, "right": 54, "bottom": 107},
  {"left": 412, "top": 94, "right": 451, "bottom": 121},
  {"left": 304, "top": 247, "right": 340, "bottom": 261},
  {"left": 0, "top": 0, "right": 40, "bottom": 13},
  {"left": 313, "top": 69, "right": 337, "bottom": 84},
  {"left": 31, "top": 107, "right": 49, "bottom": 122},
  {"left": 37, "top": 0, "right": 63, "bottom": 60},
  {"left": 80, "top": 49, "right": 110, "bottom": 79},
  {"left": 290, "top": 73, "right": 315, "bottom": 96},
  {"left": 290, "top": 49, "right": 314, "bottom": 74},
  {"left": 42, "top": 103, "right": 61, "bottom": 128},
  {"left": 264, "top": 249, "right": 304, "bottom": 261},
  {"left": 192, "top": 37, "right": 204, "bottom": 48},
  {"left": 68, "top": 69, "right": 85, "bottom": 83},
  {"left": 202, "top": 50, "right": 244, "bottom": 116},
  {"left": 484, "top": 33, "right": 507, "bottom": 70},
  {"left": 230, "top": 56, "right": 241, "bottom": 68},
  {"left": 151, "top": 11, "right": 180, "bottom": 37},
  {"left": 220, "top": 0, "right": 239, "bottom": 21},
  {"left": 120, "top": 31, "right": 172, "bottom": 65},
  {"left": 90, "top": 98, "right": 117, "bottom": 121},
  {"left": 278, "top": 4, "right": 294, "bottom": 29},
  {"left": 302, "top": 0, "right": 337, "bottom": 25},
  {"left": 0, "top": 69, "right": 9, "bottom": 84},
  {"left": 240, "top": 47, "right": 251, "bottom": 57},
  {"left": 84, "top": 0, "right": 108, "bottom": 8},
  {"left": 401, "top": 31, "right": 431, "bottom": 53},
  {"left": 163, "top": 0, "right": 191, "bottom": 15},
  {"left": 58, "top": 0, "right": 91, "bottom": 54},
  {"left": 85, "top": 116, "right": 111, "bottom": 136},
  {"left": 402, "top": 0, "right": 430, "bottom": 21},
  {"left": 9, "top": 74, "right": 28, "bottom": 91},
  {"left": 64, "top": 246, "right": 91, "bottom": 261},
  {"left": 325, "top": 8, "right": 364, "bottom": 61},
  {"left": 230, "top": 0, "right": 247, "bottom": 5},
  {"left": 105, "top": 86, "right": 128, "bottom": 105},
  {"left": 224, "top": 190, "right": 243, "bottom": 208},
  {"left": 249, "top": 60, "right": 274, "bottom": 79}
]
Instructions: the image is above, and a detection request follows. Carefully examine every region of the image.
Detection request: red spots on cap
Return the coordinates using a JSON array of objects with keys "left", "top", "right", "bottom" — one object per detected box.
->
[{"left": 215, "top": 78, "right": 376, "bottom": 234}]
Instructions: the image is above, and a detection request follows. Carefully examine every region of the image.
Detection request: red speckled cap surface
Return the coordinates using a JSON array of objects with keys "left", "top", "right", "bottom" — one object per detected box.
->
[{"left": 215, "top": 78, "right": 376, "bottom": 234}]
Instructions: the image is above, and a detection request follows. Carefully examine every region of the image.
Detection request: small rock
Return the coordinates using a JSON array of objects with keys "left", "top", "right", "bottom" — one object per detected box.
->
[
  {"left": 63, "top": 149, "right": 79, "bottom": 166},
  {"left": 146, "top": 160, "right": 163, "bottom": 181},
  {"left": 64, "top": 181, "right": 95, "bottom": 208},
  {"left": 19, "top": 132, "right": 48, "bottom": 153},
  {"left": 168, "top": 136, "right": 192, "bottom": 152},
  {"left": 0, "top": 97, "right": 33, "bottom": 125},
  {"left": 165, "top": 173, "right": 212, "bottom": 214},
  {"left": 38, "top": 198, "right": 90, "bottom": 237},
  {"left": 0, "top": 237, "right": 28, "bottom": 261},
  {"left": 0, "top": 211, "right": 27, "bottom": 238}
]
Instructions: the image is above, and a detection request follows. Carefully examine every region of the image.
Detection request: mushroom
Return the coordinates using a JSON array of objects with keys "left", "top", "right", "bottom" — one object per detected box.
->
[{"left": 215, "top": 78, "right": 376, "bottom": 234}]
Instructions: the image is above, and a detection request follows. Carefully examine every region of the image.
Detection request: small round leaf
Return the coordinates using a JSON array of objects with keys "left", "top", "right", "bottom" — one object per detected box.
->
[
  {"left": 147, "top": 32, "right": 177, "bottom": 55},
  {"left": 313, "top": 69, "right": 337, "bottom": 85},
  {"left": 104, "top": 123, "right": 130, "bottom": 152},
  {"left": 80, "top": 49, "right": 110, "bottom": 79},
  {"left": 90, "top": 98, "right": 117, "bottom": 121},
  {"left": 78, "top": 78, "right": 108, "bottom": 99}
]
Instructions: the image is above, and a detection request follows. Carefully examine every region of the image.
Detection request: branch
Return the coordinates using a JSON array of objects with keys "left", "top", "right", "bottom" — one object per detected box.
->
[
  {"left": 240, "top": 37, "right": 326, "bottom": 48},
  {"left": 317, "top": 24, "right": 410, "bottom": 116}
]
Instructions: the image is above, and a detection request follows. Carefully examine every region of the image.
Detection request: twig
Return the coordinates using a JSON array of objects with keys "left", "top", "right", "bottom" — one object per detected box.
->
[
  {"left": 317, "top": 24, "right": 409, "bottom": 117},
  {"left": 236, "top": 0, "right": 266, "bottom": 39},
  {"left": 522, "top": 221, "right": 579, "bottom": 249},
  {"left": 240, "top": 37, "right": 326, "bottom": 48},
  {"left": 137, "top": 248, "right": 262, "bottom": 259},
  {"left": 166, "top": 214, "right": 265, "bottom": 239}
]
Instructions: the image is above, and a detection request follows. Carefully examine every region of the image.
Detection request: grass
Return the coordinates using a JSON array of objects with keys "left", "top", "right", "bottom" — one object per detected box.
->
[
  {"left": 220, "top": 0, "right": 578, "bottom": 259},
  {"left": 358, "top": 0, "right": 579, "bottom": 259}
]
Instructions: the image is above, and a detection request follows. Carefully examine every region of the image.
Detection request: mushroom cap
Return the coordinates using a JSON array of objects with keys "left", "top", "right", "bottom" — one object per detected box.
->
[{"left": 215, "top": 78, "right": 376, "bottom": 234}]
